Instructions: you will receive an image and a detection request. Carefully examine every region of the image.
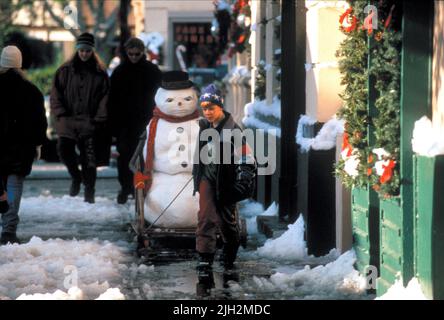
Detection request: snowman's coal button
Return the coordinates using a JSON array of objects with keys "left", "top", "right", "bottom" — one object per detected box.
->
[
  {"left": 181, "top": 162, "right": 188, "bottom": 168},
  {"left": 179, "top": 145, "right": 186, "bottom": 151},
  {"left": 176, "top": 127, "right": 184, "bottom": 134}
]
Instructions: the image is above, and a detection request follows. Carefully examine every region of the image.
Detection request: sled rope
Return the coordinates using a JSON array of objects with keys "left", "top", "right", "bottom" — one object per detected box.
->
[{"left": 145, "top": 176, "right": 194, "bottom": 230}]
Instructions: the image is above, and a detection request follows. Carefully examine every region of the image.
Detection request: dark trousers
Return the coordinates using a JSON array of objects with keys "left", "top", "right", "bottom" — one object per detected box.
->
[
  {"left": 116, "top": 131, "right": 139, "bottom": 194},
  {"left": 196, "top": 179, "right": 240, "bottom": 254},
  {"left": 57, "top": 136, "right": 97, "bottom": 189}
]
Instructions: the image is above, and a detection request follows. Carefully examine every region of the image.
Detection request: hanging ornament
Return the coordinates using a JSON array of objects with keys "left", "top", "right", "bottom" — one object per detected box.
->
[{"left": 237, "top": 13, "right": 246, "bottom": 27}]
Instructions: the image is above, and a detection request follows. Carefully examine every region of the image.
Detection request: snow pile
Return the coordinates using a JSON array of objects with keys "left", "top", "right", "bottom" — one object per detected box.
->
[
  {"left": 242, "top": 98, "right": 281, "bottom": 137},
  {"left": 257, "top": 214, "right": 307, "bottom": 260},
  {"left": 296, "top": 115, "right": 344, "bottom": 152},
  {"left": 0, "top": 236, "right": 130, "bottom": 300},
  {"left": 239, "top": 201, "right": 278, "bottom": 234},
  {"left": 412, "top": 116, "right": 444, "bottom": 157},
  {"left": 376, "top": 278, "right": 428, "bottom": 300},
  {"left": 16, "top": 287, "right": 126, "bottom": 300},
  {"left": 232, "top": 250, "right": 367, "bottom": 299},
  {"left": 95, "top": 288, "right": 126, "bottom": 300},
  {"left": 17, "top": 287, "right": 84, "bottom": 300}
]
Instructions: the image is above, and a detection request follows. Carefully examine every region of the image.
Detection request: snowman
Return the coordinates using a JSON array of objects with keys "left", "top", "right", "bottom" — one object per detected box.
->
[{"left": 141, "top": 71, "right": 200, "bottom": 228}]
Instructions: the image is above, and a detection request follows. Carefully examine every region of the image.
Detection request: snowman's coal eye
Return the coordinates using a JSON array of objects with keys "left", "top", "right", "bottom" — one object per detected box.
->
[
  {"left": 184, "top": 96, "right": 193, "bottom": 101},
  {"left": 166, "top": 98, "right": 174, "bottom": 103}
]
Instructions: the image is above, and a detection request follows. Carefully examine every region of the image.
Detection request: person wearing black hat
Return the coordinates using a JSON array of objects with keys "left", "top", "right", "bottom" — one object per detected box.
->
[
  {"left": 108, "top": 37, "right": 162, "bottom": 204},
  {"left": 50, "top": 32, "right": 110, "bottom": 204},
  {"left": 192, "top": 84, "right": 257, "bottom": 276}
]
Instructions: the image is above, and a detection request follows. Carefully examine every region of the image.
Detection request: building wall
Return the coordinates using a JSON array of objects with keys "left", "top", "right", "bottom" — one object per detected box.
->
[
  {"left": 144, "top": 0, "right": 214, "bottom": 70},
  {"left": 433, "top": 1, "right": 444, "bottom": 131},
  {"left": 305, "top": 1, "right": 347, "bottom": 123}
]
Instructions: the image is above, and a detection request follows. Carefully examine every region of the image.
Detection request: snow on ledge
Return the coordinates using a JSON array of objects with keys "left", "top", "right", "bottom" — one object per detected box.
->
[
  {"left": 412, "top": 116, "right": 444, "bottom": 157},
  {"left": 296, "top": 115, "right": 344, "bottom": 152},
  {"left": 242, "top": 98, "right": 281, "bottom": 137}
]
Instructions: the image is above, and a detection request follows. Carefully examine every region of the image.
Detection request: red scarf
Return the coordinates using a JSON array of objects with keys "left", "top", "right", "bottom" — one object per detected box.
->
[{"left": 134, "top": 107, "right": 199, "bottom": 194}]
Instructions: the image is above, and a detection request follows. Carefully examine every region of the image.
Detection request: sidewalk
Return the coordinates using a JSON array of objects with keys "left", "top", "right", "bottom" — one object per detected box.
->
[{"left": 28, "top": 161, "right": 118, "bottom": 180}]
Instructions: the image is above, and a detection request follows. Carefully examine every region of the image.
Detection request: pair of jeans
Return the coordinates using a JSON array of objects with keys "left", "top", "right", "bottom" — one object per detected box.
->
[{"left": 1, "top": 174, "right": 25, "bottom": 234}]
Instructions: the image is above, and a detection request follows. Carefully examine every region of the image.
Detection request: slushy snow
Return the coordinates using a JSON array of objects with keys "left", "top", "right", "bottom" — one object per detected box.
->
[
  {"left": 0, "top": 195, "right": 133, "bottom": 300},
  {"left": 0, "top": 236, "right": 129, "bottom": 300}
]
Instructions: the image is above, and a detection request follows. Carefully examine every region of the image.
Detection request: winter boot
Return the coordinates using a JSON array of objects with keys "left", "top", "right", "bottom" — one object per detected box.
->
[
  {"left": 117, "top": 189, "right": 134, "bottom": 204},
  {"left": 84, "top": 187, "right": 95, "bottom": 204},
  {"left": 69, "top": 179, "right": 81, "bottom": 197},
  {"left": 196, "top": 252, "right": 214, "bottom": 279},
  {"left": 220, "top": 242, "right": 240, "bottom": 270},
  {"left": 0, "top": 232, "right": 21, "bottom": 245},
  {"left": 196, "top": 271, "right": 215, "bottom": 297}
]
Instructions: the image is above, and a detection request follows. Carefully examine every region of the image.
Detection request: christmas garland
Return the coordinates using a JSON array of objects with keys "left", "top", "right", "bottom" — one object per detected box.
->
[
  {"left": 368, "top": 1, "right": 402, "bottom": 197},
  {"left": 335, "top": 0, "right": 371, "bottom": 189},
  {"left": 335, "top": 0, "right": 402, "bottom": 198},
  {"left": 212, "top": 0, "right": 251, "bottom": 57}
]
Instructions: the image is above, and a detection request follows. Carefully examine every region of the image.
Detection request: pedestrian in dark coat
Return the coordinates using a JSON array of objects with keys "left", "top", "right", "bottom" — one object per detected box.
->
[
  {"left": 0, "top": 178, "right": 8, "bottom": 214},
  {"left": 192, "top": 84, "right": 257, "bottom": 275},
  {"left": 108, "top": 37, "right": 162, "bottom": 204},
  {"left": 0, "top": 45, "right": 47, "bottom": 244},
  {"left": 50, "top": 32, "right": 110, "bottom": 204}
]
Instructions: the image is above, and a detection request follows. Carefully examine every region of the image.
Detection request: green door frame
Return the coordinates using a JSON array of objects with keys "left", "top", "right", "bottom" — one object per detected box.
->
[{"left": 377, "top": 0, "right": 434, "bottom": 295}]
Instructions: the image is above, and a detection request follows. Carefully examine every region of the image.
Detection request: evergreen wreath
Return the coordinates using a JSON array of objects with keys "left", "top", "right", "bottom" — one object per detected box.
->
[
  {"left": 335, "top": 0, "right": 371, "bottom": 189},
  {"left": 335, "top": 0, "right": 403, "bottom": 198}
]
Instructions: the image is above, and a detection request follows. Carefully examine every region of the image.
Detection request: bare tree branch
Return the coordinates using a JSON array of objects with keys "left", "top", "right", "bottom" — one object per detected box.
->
[{"left": 75, "top": 0, "right": 87, "bottom": 31}]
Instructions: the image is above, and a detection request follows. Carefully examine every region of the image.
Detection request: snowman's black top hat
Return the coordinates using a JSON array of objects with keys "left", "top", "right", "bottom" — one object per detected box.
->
[{"left": 161, "top": 71, "right": 194, "bottom": 90}]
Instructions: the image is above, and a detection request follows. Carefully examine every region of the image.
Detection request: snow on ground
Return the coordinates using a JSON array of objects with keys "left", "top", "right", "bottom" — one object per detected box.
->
[
  {"left": 376, "top": 278, "right": 428, "bottom": 300},
  {"left": 236, "top": 202, "right": 368, "bottom": 299},
  {"left": 257, "top": 214, "right": 306, "bottom": 261},
  {"left": 0, "top": 195, "right": 136, "bottom": 300},
  {"left": 17, "top": 195, "right": 132, "bottom": 240},
  {"left": 0, "top": 236, "right": 131, "bottom": 300}
]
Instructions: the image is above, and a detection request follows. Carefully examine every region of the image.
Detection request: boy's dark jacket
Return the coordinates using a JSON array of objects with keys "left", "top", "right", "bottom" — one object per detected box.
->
[{"left": 192, "top": 111, "right": 257, "bottom": 204}]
